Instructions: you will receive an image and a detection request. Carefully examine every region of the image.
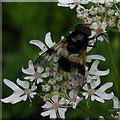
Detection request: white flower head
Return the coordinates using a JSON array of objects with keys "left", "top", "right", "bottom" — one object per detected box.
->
[
  {"left": 68, "top": 90, "right": 83, "bottom": 109},
  {"left": 42, "top": 84, "right": 51, "bottom": 92},
  {"left": 58, "top": 0, "right": 89, "bottom": 9},
  {"left": 82, "top": 80, "right": 114, "bottom": 103},
  {"left": 41, "top": 95, "right": 67, "bottom": 119},
  {"left": 90, "top": 21, "right": 107, "bottom": 41},
  {"left": 1, "top": 79, "right": 37, "bottom": 104},
  {"left": 22, "top": 60, "right": 49, "bottom": 84}
]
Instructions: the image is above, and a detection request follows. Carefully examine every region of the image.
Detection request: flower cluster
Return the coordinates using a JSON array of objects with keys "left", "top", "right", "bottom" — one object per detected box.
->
[
  {"left": 58, "top": 0, "right": 120, "bottom": 33},
  {"left": 1, "top": 1, "right": 119, "bottom": 119},
  {"left": 1, "top": 32, "right": 114, "bottom": 119}
]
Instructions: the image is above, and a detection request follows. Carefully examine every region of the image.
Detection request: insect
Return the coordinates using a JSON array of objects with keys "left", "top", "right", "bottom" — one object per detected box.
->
[{"left": 34, "top": 24, "right": 106, "bottom": 91}]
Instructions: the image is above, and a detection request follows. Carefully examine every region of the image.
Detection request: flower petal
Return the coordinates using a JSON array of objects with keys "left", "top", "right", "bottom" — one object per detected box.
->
[
  {"left": 41, "top": 101, "right": 53, "bottom": 109},
  {"left": 49, "top": 109, "right": 57, "bottom": 119},
  {"left": 83, "top": 84, "right": 88, "bottom": 91},
  {"left": 31, "top": 85, "right": 37, "bottom": 91},
  {"left": 58, "top": 0, "right": 74, "bottom": 4},
  {"left": 22, "top": 95, "right": 27, "bottom": 101},
  {"left": 113, "top": 96, "right": 120, "bottom": 109},
  {"left": 87, "top": 40, "right": 94, "bottom": 52},
  {"left": 30, "top": 40, "right": 48, "bottom": 51},
  {"left": 58, "top": 108, "right": 67, "bottom": 119},
  {"left": 96, "top": 82, "right": 113, "bottom": 93},
  {"left": 30, "top": 92, "right": 36, "bottom": 98},
  {"left": 3, "top": 79, "right": 22, "bottom": 91},
  {"left": 101, "top": 22, "right": 107, "bottom": 29},
  {"left": 89, "top": 60, "right": 110, "bottom": 76},
  {"left": 52, "top": 95, "right": 58, "bottom": 102},
  {"left": 91, "top": 95, "right": 105, "bottom": 103},
  {"left": 1, "top": 92, "right": 23, "bottom": 104},
  {"left": 41, "top": 110, "right": 51, "bottom": 117},
  {"left": 24, "top": 76, "right": 35, "bottom": 81},
  {"left": 90, "top": 22, "right": 98, "bottom": 30},
  {"left": 45, "top": 32, "right": 55, "bottom": 48},
  {"left": 37, "top": 66, "right": 44, "bottom": 73},
  {"left": 70, "top": 4, "right": 76, "bottom": 9},
  {"left": 37, "top": 78, "right": 43, "bottom": 84},
  {"left": 11, "top": 96, "right": 23, "bottom": 104},
  {"left": 58, "top": 3, "right": 71, "bottom": 7},
  {"left": 90, "top": 76, "right": 101, "bottom": 89},
  {"left": 17, "top": 79, "right": 29, "bottom": 89},
  {"left": 22, "top": 60, "right": 35, "bottom": 75},
  {"left": 98, "top": 36, "right": 104, "bottom": 41},
  {"left": 82, "top": 92, "right": 88, "bottom": 99},
  {"left": 41, "top": 72, "right": 49, "bottom": 78},
  {"left": 59, "top": 98, "right": 65, "bottom": 105},
  {"left": 86, "top": 55, "right": 105, "bottom": 63},
  {"left": 99, "top": 92, "right": 114, "bottom": 100},
  {"left": 95, "top": 82, "right": 114, "bottom": 99},
  {"left": 69, "top": 90, "right": 74, "bottom": 98}
]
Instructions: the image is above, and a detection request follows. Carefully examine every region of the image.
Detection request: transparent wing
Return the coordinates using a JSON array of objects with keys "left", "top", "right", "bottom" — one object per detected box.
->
[
  {"left": 34, "top": 38, "right": 67, "bottom": 67},
  {"left": 68, "top": 49, "right": 87, "bottom": 90}
]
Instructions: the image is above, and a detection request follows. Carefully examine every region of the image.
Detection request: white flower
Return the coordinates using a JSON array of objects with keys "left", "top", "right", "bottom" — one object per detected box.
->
[
  {"left": 89, "top": 6, "right": 98, "bottom": 15},
  {"left": 68, "top": 90, "right": 83, "bottom": 109},
  {"left": 91, "top": 0, "right": 105, "bottom": 4},
  {"left": 85, "top": 60, "right": 110, "bottom": 83},
  {"left": 82, "top": 80, "right": 114, "bottom": 103},
  {"left": 1, "top": 79, "right": 37, "bottom": 104},
  {"left": 48, "top": 78, "right": 56, "bottom": 85},
  {"left": 98, "top": 5, "right": 105, "bottom": 13},
  {"left": 88, "top": 60, "right": 110, "bottom": 77},
  {"left": 86, "top": 55, "right": 105, "bottom": 63},
  {"left": 105, "top": 2, "right": 113, "bottom": 7},
  {"left": 30, "top": 32, "right": 55, "bottom": 55},
  {"left": 113, "top": 96, "right": 120, "bottom": 109},
  {"left": 76, "top": 6, "right": 89, "bottom": 19},
  {"left": 90, "top": 21, "right": 107, "bottom": 41},
  {"left": 41, "top": 95, "right": 67, "bottom": 119},
  {"left": 22, "top": 60, "right": 48, "bottom": 84},
  {"left": 42, "top": 84, "right": 51, "bottom": 92},
  {"left": 58, "top": 0, "right": 89, "bottom": 9}
]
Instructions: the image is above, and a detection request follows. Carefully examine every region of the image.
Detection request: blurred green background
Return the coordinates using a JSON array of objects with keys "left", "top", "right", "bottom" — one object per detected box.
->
[{"left": 2, "top": 2, "right": 119, "bottom": 119}]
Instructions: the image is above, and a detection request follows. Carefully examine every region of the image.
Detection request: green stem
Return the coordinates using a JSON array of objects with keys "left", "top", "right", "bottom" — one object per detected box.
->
[
  {"left": 105, "top": 35, "right": 119, "bottom": 88},
  {"left": 78, "top": 105, "right": 97, "bottom": 118}
]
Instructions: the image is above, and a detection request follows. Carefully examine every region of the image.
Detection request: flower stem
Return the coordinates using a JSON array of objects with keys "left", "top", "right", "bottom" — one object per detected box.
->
[
  {"left": 105, "top": 35, "right": 119, "bottom": 89},
  {"left": 78, "top": 105, "right": 97, "bottom": 118}
]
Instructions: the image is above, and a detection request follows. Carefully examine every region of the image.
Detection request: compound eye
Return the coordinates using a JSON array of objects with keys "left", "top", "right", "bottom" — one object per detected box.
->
[{"left": 75, "top": 24, "right": 91, "bottom": 36}]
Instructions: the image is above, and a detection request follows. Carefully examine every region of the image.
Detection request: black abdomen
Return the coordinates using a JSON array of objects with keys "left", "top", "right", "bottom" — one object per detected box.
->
[{"left": 58, "top": 56, "right": 85, "bottom": 75}]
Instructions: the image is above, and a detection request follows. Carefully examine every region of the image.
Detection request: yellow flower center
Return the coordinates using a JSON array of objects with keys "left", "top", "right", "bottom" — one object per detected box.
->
[
  {"left": 70, "top": 98, "right": 76, "bottom": 102},
  {"left": 34, "top": 72, "right": 41, "bottom": 78},
  {"left": 88, "top": 88, "right": 95, "bottom": 95},
  {"left": 96, "top": 27, "right": 103, "bottom": 34},
  {"left": 52, "top": 102, "right": 60, "bottom": 109},
  {"left": 24, "top": 88, "right": 31, "bottom": 95}
]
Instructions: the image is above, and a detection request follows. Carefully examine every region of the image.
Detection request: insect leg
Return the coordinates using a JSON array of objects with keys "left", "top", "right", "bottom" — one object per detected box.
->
[
  {"left": 88, "top": 32, "right": 108, "bottom": 41},
  {"left": 88, "top": 32, "right": 108, "bottom": 47}
]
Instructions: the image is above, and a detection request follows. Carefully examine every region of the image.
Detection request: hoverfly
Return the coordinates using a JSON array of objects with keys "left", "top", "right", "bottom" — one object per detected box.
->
[{"left": 34, "top": 24, "right": 105, "bottom": 91}]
